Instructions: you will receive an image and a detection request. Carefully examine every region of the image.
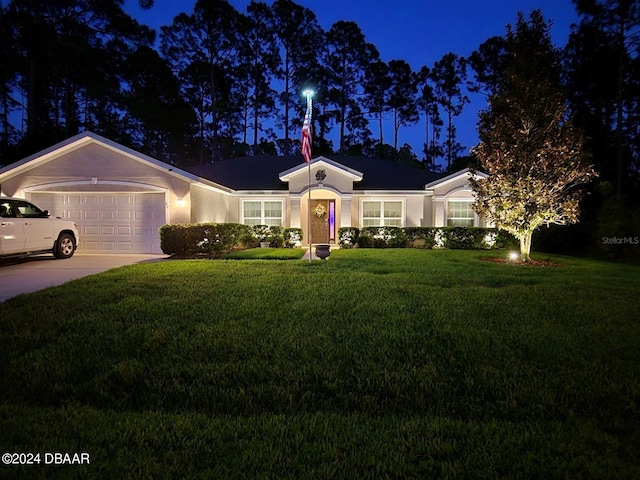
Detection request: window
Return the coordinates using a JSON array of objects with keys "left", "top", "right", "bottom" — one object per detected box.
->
[
  {"left": 447, "top": 201, "right": 475, "bottom": 226},
  {"left": 0, "top": 201, "right": 12, "bottom": 217},
  {"left": 15, "top": 201, "right": 47, "bottom": 218},
  {"left": 362, "top": 200, "right": 403, "bottom": 227},
  {"left": 243, "top": 200, "right": 283, "bottom": 226}
]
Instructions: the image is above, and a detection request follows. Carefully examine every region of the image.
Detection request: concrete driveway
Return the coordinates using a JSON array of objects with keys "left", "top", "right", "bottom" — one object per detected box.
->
[{"left": 0, "top": 254, "right": 169, "bottom": 302}]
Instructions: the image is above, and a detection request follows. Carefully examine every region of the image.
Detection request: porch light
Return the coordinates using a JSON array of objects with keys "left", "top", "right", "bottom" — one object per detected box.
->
[{"left": 176, "top": 198, "right": 185, "bottom": 207}]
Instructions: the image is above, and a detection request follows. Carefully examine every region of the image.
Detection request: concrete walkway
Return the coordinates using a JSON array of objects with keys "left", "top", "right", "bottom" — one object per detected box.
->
[{"left": 0, "top": 254, "right": 168, "bottom": 302}]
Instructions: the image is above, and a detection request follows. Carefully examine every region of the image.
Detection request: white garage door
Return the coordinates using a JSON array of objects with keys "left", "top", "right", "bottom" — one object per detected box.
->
[{"left": 30, "top": 192, "right": 166, "bottom": 254}]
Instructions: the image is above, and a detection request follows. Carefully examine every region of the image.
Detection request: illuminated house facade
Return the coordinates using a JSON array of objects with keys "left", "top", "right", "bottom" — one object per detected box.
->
[{"left": 0, "top": 132, "right": 487, "bottom": 254}]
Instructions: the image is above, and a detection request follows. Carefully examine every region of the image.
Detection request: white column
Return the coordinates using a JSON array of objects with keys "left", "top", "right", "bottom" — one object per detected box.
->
[
  {"left": 434, "top": 196, "right": 446, "bottom": 227},
  {"left": 340, "top": 196, "right": 352, "bottom": 227},
  {"left": 290, "top": 196, "right": 301, "bottom": 228}
]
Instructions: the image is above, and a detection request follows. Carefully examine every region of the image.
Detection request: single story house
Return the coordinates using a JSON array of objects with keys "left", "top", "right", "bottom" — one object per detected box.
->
[{"left": 0, "top": 132, "right": 487, "bottom": 254}]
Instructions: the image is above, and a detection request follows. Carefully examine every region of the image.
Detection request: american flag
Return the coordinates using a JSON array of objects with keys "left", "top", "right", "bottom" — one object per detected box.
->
[{"left": 301, "top": 100, "right": 312, "bottom": 163}]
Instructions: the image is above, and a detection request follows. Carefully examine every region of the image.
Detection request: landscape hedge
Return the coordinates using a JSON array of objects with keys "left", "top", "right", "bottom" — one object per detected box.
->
[
  {"left": 160, "top": 223, "right": 515, "bottom": 256},
  {"left": 159, "top": 223, "right": 303, "bottom": 256},
  {"left": 357, "top": 226, "right": 408, "bottom": 248},
  {"left": 339, "top": 226, "right": 517, "bottom": 249},
  {"left": 159, "top": 223, "right": 251, "bottom": 256}
]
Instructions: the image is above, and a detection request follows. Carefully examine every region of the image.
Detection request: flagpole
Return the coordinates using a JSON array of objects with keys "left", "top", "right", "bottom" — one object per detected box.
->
[
  {"left": 308, "top": 147, "right": 312, "bottom": 263},
  {"left": 302, "top": 89, "right": 314, "bottom": 263}
]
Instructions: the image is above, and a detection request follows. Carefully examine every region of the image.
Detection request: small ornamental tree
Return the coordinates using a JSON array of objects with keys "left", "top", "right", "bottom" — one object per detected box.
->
[{"left": 469, "top": 10, "right": 598, "bottom": 262}]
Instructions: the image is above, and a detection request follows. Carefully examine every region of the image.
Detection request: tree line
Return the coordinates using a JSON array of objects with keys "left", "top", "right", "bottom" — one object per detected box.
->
[{"left": 0, "top": 0, "right": 638, "bottom": 196}]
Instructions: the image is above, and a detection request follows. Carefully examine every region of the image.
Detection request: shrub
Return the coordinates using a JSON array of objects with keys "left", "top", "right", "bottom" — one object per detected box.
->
[
  {"left": 283, "top": 228, "right": 303, "bottom": 248},
  {"left": 355, "top": 226, "right": 516, "bottom": 250},
  {"left": 159, "top": 223, "right": 251, "bottom": 256},
  {"left": 249, "top": 225, "right": 285, "bottom": 248},
  {"left": 445, "top": 227, "right": 486, "bottom": 249},
  {"left": 404, "top": 227, "right": 437, "bottom": 248},
  {"left": 357, "top": 226, "right": 408, "bottom": 248},
  {"left": 159, "top": 224, "right": 188, "bottom": 255},
  {"left": 338, "top": 227, "right": 359, "bottom": 248}
]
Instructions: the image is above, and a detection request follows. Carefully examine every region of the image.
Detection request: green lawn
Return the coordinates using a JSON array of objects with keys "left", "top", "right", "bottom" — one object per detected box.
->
[
  {"left": 223, "top": 247, "right": 305, "bottom": 260},
  {"left": 1, "top": 249, "right": 639, "bottom": 479}
]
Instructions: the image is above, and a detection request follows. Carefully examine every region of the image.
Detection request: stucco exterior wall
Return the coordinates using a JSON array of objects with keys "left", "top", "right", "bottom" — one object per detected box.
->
[
  {"left": 190, "top": 184, "right": 233, "bottom": 223},
  {"left": 423, "top": 196, "right": 434, "bottom": 227},
  {"left": 405, "top": 196, "right": 424, "bottom": 227}
]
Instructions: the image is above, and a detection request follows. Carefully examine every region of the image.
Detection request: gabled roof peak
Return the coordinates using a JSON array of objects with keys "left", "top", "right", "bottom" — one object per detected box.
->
[
  {"left": 278, "top": 156, "right": 363, "bottom": 182},
  {"left": 0, "top": 131, "right": 232, "bottom": 194}
]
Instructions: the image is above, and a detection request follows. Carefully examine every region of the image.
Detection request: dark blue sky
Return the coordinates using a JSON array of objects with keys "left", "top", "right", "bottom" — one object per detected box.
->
[{"left": 126, "top": 0, "right": 579, "bottom": 163}]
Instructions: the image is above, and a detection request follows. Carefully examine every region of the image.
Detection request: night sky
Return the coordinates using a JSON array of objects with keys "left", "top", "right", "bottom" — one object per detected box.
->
[{"left": 125, "top": 0, "right": 579, "bottom": 162}]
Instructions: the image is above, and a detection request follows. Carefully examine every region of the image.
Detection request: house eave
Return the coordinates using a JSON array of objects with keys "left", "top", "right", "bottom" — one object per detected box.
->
[
  {"left": 355, "top": 190, "right": 427, "bottom": 196},
  {"left": 424, "top": 168, "right": 486, "bottom": 189},
  {"left": 236, "top": 190, "right": 289, "bottom": 196}
]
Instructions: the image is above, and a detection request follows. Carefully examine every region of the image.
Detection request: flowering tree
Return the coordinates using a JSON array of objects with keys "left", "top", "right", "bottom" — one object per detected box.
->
[{"left": 470, "top": 11, "right": 597, "bottom": 262}]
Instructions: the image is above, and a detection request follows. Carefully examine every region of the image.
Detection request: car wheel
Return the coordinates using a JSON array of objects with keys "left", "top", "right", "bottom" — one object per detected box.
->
[{"left": 54, "top": 233, "right": 76, "bottom": 259}]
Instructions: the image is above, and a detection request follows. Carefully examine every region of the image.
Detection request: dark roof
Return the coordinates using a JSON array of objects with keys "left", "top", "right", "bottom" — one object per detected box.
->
[
  {"left": 186, "top": 155, "right": 446, "bottom": 191},
  {"left": 332, "top": 156, "right": 445, "bottom": 190},
  {"left": 187, "top": 156, "right": 296, "bottom": 190}
]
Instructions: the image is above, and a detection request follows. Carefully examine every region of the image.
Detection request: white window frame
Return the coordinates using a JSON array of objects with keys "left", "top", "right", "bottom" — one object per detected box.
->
[
  {"left": 360, "top": 198, "right": 405, "bottom": 227},
  {"left": 242, "top": 199, "right": 284, "bottom": 226},
  {"left": 446, "top": 199, "right": 475, "bottom": 227}
]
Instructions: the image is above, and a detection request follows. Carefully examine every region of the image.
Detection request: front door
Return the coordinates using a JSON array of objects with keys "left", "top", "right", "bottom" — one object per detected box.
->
[{"left": 310, "top": 199, "right": 333, "bottom": 244}]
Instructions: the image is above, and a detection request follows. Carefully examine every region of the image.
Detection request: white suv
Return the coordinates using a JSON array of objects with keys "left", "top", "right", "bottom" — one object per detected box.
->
[{"left": 0, "top": 197, "right": 79, "bottom": 259}]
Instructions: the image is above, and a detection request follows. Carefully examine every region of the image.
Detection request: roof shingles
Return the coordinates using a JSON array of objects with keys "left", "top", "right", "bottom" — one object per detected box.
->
[{"left": 186, "top": 155, "right": 445, "bottom": 191}]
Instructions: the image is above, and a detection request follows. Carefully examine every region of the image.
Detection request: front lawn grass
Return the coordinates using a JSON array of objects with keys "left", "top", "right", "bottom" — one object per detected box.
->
[
  {"left": 223, "top": 247, "right": 305, "bottom": 260},
  {"left": 1, "top": 249, "right": 639, "bottom": 479}
]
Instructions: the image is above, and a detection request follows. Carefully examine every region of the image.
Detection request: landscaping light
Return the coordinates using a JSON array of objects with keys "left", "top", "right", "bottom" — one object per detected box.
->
[{"left": 509, "top": 251, "right": 520, "bottom": 261}]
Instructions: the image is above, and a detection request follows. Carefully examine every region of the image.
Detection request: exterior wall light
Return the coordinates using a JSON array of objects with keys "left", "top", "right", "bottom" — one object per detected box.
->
[{"left": 176, "top": 198, "right": 185, "bottom": 207}]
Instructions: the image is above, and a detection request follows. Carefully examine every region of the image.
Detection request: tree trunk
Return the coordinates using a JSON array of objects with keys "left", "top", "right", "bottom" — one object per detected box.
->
[
  {"left": 340, "top": 104, "right": 346, "bottom": 153},
  {"left": 210, "top": 63, "right": 218, "bottom": 161},
  {"left": 446, "top": 108, "right": 453, "bottom": 171},
  {"left": 394, "top": 108, "right": 398, "bottom": 151},
  {"left": 283, "top": 51, "right": 290, "bottom": 155},
  {"left": 1, "top": 78, "right": 8, "bottom": 161},
  {"left": 28, "top": 56, "right": 37, "bottom": 138},
  {"left": 615, "top": 17, "right": 625, "bottom": 196},
  {"left": 253, "top": 99, "right": 259, "bottom": 151},
  {"left": 424, "top": 107, "right": 429, "bottom": 165},
  {"left": 520, "top": 232, "right": 532, "bottom": 262}
]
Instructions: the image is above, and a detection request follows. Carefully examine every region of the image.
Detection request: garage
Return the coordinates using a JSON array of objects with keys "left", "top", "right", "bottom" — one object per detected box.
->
[
  {"left": 0, "top": 132, "right": 233, "bottom": 251},
  {"left": 29, "top": 192, "right": 167, "bottom": 254}
]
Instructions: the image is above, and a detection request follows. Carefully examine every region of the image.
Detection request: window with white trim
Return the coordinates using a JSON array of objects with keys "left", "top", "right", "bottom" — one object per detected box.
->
[
  {"left": 243, "top": 200, "right": 283, "bottom": 226},
  {"left": 362, "top": 200, "right": 403, "bottom": 227},
  {"left": 447, "top": 201, "right": 475, "bottom": 226}
]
